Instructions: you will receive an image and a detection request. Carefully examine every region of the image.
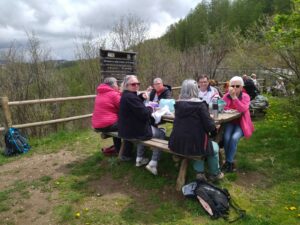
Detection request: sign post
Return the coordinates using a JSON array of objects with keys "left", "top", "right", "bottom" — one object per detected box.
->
[{"left": 99, "top": 49, "right": 136, "bottom": 82}]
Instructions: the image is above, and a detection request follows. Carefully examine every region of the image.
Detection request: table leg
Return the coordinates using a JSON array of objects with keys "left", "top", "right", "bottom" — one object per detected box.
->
[
  {"left": 176, "top": 158, "right": 188, "bottom": 191},
  {"left": 118, "top": 141, "right": 125, "bottom": 160}
]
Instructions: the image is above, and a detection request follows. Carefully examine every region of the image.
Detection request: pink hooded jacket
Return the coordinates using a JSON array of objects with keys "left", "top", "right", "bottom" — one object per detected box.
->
[
  {"left": 223, "top": 92, "right": 254, "bottom": 138},
  {"left": 91, "top": 84, "right": 121, "bottom": 129}
]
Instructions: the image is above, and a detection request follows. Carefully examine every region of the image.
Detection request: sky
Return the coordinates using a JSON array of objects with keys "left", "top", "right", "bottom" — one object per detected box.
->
[{"left": 0, "top": 0, "right": 200, "bottom": 60}]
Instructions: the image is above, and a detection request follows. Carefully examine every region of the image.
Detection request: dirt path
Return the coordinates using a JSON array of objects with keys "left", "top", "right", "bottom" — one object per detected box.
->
[
  {"left": 0, "top": 151, "right": 80, "bottom": 225},
  {"left": 0, "top": 151, "right": 182, "bottom": 225},
  {"left": 0, "top": 150, "right": 268, "bottom": 225}
]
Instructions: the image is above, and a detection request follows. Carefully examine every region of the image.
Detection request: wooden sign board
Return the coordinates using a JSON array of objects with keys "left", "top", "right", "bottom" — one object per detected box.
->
[{"left": 100, "top": 49, "right": 136, "bottom": 82}]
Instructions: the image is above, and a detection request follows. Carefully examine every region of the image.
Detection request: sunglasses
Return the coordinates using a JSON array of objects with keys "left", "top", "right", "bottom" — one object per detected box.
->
[
  {"left": 129, "top": 82, "right": 140, "bottom": 87},
  {"left": 231, "top": 85, "right": 241, "bottom": 88}
]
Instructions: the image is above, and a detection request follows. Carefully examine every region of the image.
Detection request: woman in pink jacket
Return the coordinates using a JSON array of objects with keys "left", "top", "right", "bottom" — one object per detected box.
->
[
  {"left": 222, "top": 76, "right": 254, "bottom": 172},
  {"left": 92, "top": 77, "right": 121, "bottom": 152}
]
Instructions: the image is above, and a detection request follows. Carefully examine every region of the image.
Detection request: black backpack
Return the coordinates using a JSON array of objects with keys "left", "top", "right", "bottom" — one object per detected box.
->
[
  {"left": 4, "top": 128, "right": 31, "bottom": 156},
  {"left": 182, "top": 180, "right": 245, "bottom": 222}
]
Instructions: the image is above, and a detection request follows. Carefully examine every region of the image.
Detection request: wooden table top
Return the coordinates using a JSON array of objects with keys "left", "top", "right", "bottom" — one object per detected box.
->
[{"left": 162, "top": 111, "right": 241, "bottom": 124}]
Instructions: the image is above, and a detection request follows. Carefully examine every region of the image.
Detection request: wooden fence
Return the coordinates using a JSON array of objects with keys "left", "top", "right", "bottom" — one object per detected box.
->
[
  {"left": 0, "top": 86, "right": 182, "bottom": 133},
  {"left": 0, "top": 79, "right": 265, "bottom": 133}
]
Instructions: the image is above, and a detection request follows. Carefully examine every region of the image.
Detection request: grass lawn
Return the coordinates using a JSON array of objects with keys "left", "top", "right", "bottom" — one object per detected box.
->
[{"left": 0, "top": 96, "right": 299, "bottom": 225}]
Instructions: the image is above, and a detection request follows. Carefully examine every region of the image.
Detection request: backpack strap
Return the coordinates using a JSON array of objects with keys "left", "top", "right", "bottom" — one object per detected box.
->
[{"left": 226, "top": 198, "right": 246, "bottom": 223}]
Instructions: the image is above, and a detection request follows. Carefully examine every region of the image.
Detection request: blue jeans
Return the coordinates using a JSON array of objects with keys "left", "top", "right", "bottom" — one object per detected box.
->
[
  {"left": 137, "top": 126, "right": 165, "bottom": 161},
  {"left": 223, "top": 123, "right": 244, "bottom": 163},
  {"left": 193, "top": 141, "right": 220, "bottom": 176}
]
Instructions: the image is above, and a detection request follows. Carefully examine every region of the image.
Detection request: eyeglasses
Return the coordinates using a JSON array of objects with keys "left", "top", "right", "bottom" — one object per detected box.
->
[
  {"left": 231, "top": 85, "right": 241, "bottom": 88},
  {"left": 129, "top": 82, "right": 140, "bottom": 87},
  {"left": 199, "top": 81, "right": 208, "bottom": 84},
  {"left": 153, "top": 83, "right": 161, "bottom": 85}
]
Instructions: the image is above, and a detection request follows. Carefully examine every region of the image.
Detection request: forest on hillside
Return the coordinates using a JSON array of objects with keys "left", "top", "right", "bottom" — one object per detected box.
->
[{"left": 0, "top": 0, "right": 299, "bottom": 136}]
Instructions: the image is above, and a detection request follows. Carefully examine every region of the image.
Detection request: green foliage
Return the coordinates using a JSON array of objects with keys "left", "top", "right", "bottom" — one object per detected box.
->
[
  {"left": 264, "top": 0, "right": 300, "bottom": 121},
  {"left": 266, "top": 0, "right": 300, "bottom": 49},
  {"left": 164, "top": 0, "right": 292, "bottom": 50}
]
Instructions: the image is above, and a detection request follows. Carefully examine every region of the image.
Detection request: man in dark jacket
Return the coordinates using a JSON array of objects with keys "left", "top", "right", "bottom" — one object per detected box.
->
[
  {"left": 118, "top": 75, "right": 165, "bottom": 175},
  {"left": 149, "top": 78, "right": 172, "bottom": 102}
]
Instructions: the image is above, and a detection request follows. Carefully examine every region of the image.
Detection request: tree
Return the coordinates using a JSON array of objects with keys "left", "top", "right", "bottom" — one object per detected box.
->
[
  {"left": 265, "top": 0, "right": 300, "bottom": 84},
  {"left": 265, "top": 0, "right": 300, "bottom": 129},
  {"left": 74, "top": 29, "right": 105, "bottom": 92},
  {"left": 110, "top": 13, "right": 149, "bottom": 51}
]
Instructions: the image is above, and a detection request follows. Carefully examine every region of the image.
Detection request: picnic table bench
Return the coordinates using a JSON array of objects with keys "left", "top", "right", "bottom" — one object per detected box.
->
[
  {"left": 101, "top": 131, "right": 204, "bottom": 191},
  {"left": 100, "top": 112, "right": 241, "bottom": 191}
]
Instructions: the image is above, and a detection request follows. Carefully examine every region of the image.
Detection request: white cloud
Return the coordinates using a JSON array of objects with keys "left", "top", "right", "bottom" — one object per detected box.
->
[{"left": 0, "top": 0, "right": 199, "bottom": 59}]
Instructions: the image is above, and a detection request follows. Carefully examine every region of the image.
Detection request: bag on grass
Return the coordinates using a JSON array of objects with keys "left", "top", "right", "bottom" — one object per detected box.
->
[
  {"left": 4, "top": 127, "right": 31, "bottom": 156},
  {"left": 101, "top": 145, "right": 117, "bottom": 156},
  {"left": 182, "top": 180, "right": 245, "bottom": 222}
]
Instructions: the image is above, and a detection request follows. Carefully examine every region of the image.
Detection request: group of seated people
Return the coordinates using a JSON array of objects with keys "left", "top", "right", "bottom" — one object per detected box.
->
[{"left": 92, "top": 74, "right": 254, "bottom": 181}]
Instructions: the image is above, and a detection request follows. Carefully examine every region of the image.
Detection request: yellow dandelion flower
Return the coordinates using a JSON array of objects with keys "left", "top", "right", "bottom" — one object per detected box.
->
[
  {"left": 289, "top": 206, "right": 296, "bottom": 210},
  {"left": 75, "top": 212, "right": 81, "bottom": 218}
]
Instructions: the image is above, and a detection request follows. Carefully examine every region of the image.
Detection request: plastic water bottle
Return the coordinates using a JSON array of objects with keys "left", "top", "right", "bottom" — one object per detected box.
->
[
  {"left": 208, "top": 102, "right": 213, "bottom": 115},
  {"left": 212, "top": 98, "right": 218, "bottom": 118}
]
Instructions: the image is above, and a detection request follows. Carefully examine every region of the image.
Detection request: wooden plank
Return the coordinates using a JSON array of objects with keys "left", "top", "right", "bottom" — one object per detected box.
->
[
  {"left": 12, "top": 114, "right": 92, "bottom": 129},
  {"left": 1, "top": 97, "right": 12, "bottom": 129},
  {"left": 101, "top": 132, "right": 204, "bottom": 160},
  {"left": 8, "top": 95, "right": 96, "bottom": 106},
  {"left": 162, "top": 111, "right": 241, "bottom": 124}
]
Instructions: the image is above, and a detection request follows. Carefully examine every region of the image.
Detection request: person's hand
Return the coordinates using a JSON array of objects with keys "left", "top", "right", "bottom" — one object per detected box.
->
[
  {"left": 146, "top": 86, "right": 153, "bottom": 92},
  {"left": 229, "top": 87, "right": 236, "bottom": 99},
  {"left": 142, "top": 92, "right": 149, "bottom": 100}
]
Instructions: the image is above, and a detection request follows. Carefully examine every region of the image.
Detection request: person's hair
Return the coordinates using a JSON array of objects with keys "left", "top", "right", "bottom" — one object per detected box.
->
[
  {"left": 121, "top": 75, "right": 138, "bottom": 91},
  {"left": 153, "top": 78, "right": 163, "bottom": 84},
  {"left": 229, "top": 76, "right": 244, "bottom": 86},
  {"left": 180, "top": 79, "right": 199, "bottom": 99},
  {"left": 103, "top": 77, "right": 117, "bottom": 87},
  {"left": 251, "top": 73, "right": 256, "bottom": 78},
  {"left": 197, "top": 74, "right": 209, "bottom": 82},
  {"left": 209, "top": 79, "right": 218, "bottom": 86}
]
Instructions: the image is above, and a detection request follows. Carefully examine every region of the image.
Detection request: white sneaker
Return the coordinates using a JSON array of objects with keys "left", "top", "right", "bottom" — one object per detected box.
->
[
  {"left": 146, "top": 164, "right": 158, "bottom": 175},
  {"left": 136, "top": 158, "right": 149, "bottom": 167}
]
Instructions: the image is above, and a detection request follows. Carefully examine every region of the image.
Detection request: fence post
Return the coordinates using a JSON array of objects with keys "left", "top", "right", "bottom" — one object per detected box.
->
[{"left": 1, "top": 96, "right": 13, "bottom": 130}]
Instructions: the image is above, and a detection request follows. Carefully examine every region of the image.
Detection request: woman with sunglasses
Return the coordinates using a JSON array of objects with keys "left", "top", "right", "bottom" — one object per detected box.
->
[
  {"left": 118, "top": 75, "right": 165, "bottom": 175},
  {"left": 222, "top": 76, "right": 254, "bottom": 173}
]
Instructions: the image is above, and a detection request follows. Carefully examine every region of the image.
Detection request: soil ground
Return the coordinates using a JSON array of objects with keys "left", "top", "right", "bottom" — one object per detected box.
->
[{"left": 0, "top": 150, "right": 266, "bottom": 225}]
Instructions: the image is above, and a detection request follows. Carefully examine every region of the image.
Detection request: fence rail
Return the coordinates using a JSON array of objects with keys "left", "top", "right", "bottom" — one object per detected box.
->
[
  {"left": 0, "top": 87, "right": 182, "bottom": 133},
  {"left": 0, "top": 79, "right": 265, "bottom": 133},
  {"left": 8, "top": 95, "right": 96, "bottom": 106}
]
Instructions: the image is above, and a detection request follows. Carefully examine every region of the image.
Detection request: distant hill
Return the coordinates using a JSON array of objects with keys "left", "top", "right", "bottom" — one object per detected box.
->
[{"left": 0, "top": 59, "right": 78, "bottom": 69}]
